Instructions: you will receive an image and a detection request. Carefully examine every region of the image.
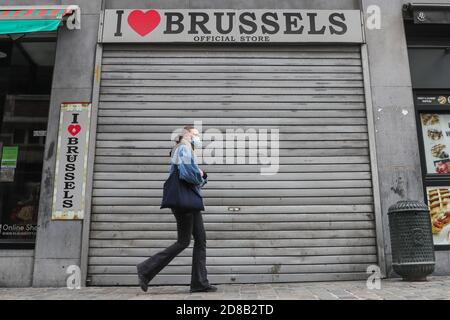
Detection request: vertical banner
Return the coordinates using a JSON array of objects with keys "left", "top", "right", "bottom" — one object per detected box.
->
[{"left": 52, "top": 103, "right": 92, "bottom": 220}]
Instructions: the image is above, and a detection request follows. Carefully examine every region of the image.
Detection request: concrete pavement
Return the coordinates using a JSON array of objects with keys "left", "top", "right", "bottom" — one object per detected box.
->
[{"left": 1, "top": 276, "right": 450, "bottom": 300}]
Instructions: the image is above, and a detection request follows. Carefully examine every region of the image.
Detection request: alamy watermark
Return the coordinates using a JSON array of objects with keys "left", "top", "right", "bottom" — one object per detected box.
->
[
  {"left": 172, "top": 121, "right": 280, "bottom": 175},
  {"left": 66, "top": 265, "right": 82, "bottom": 290},
  {"left": 65, "top": 5, "right": 81, "bottom": 30},
  {"left": 366, "top": 265, "right": 382, "bottom": 290},
  {"left": 366, "top": 5, "right": 381, "bottom": 30}
]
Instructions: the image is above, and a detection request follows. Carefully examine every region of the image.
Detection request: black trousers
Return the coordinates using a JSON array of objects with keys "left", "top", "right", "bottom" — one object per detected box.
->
[{"left": 137, "top": 209, "right": 210, "bottom": 290}]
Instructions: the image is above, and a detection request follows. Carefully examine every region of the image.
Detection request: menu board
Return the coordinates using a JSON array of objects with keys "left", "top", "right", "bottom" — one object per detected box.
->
[
  {"left": 427, "top": 187, "right": 450, "bottom": 245},
  {"left": 420, "top": 113, "right": 450, "bottom": 174}
]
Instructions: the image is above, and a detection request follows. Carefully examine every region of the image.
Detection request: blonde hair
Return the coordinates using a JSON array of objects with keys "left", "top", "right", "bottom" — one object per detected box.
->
[
  {"left": 175, "top": 125, "right": 196, "bottom": 144},
  {"left": 171, "top": 125, "right": 196, "bottom": 157}
]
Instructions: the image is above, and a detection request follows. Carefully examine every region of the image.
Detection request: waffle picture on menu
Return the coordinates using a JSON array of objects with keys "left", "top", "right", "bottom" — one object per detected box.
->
[
  {"left": 427, "top": 188, "right": 450, "bottom": 235},
  {"left": 428, "top": 129, "right": 443, "bottom": 141},
  {"left": 431, "top": 144, "right": 446, "bottom": 157},
  {"left": 422, "top": 114, "right": 440, "bottom": 126}
]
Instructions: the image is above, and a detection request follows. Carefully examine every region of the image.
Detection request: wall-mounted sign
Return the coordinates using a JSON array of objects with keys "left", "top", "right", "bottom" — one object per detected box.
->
[
  {"left": 427, "top": 187, "right": 450, "bottom": 245},
  {"left": 414, "top": 9, "right": 450, "bottom": 24},
  {"left": 420, "top": 113, "right": 450, "bottom": 174},
  {"left": 102, "top": 9, "right": 363, "bottom": 43},
  {"left": 52, "top": 103, "right": 92, "bottom": 220}
]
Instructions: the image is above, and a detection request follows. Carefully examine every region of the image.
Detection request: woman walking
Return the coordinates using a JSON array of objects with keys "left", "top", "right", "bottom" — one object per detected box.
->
[{"left": 136, "top": 126, "right": 217, "bottom": 293}]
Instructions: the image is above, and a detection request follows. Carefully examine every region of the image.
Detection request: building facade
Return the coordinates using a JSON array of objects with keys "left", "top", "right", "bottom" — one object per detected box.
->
[{"left": 0, "top": 0, "right": 449, "bottom": 287}]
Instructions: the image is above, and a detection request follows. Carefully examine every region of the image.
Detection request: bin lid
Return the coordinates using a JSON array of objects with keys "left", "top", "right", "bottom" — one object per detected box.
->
[{"left": 388, "top": 200, "right": 429, "bottom": 214}]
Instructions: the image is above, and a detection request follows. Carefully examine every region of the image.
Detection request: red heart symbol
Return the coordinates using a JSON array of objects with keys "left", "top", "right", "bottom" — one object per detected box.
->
[
  {"left": 128, "top": 10, "right": 161, "bottom": 37},
  {"left": 68, "top": 125, "right": 81, "bottom": 136}
]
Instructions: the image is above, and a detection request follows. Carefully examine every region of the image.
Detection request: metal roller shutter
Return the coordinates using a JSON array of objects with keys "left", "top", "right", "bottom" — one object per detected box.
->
[{"left": 87, "top": 44, "right": 377, "bottom": 286}]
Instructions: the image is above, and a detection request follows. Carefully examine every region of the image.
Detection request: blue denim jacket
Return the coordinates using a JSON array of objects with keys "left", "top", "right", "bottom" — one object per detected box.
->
[{"left": 170, "top": 144, "right": 207, "bottom": 190}]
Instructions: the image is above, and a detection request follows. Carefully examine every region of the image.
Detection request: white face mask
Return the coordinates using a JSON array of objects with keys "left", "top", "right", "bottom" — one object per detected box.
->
[{"left": 191, "top": 135, "right": 202, "bottom": 148}]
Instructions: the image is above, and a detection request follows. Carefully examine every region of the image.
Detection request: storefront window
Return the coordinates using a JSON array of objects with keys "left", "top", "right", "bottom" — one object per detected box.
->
[
  {"left": 405, "top": 16, "right": 450, "bottom": 248},
  {"left": 417, "top": 104, "right": 450, "bottom": 245},
  {"left": 415, "top": 94, "right": 450, "bottom": 246},
  {"left": 0, "top": 34, "right": 56, "bottom": 248}
]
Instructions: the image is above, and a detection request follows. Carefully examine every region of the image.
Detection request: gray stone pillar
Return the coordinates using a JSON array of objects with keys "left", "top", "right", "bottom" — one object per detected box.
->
[
  {"left": 361, "top": 0, "right": 425, "bottom": 277},
  {"left": 32, "top": 0, "right": 101, "bottom": 287}
]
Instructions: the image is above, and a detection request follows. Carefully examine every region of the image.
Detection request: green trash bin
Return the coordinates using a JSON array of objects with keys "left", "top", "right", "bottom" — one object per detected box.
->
[{"left": 388, "top": 200, "right": 435, "bottom": 281}]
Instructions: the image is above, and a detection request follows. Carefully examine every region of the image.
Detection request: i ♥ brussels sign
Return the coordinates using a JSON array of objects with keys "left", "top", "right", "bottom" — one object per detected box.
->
[
  {"left": 102, "top": 9, "right": 363, "bottom": 43},
  {"left": 52, "top": 103, "right": 92, "bottom": 220}
]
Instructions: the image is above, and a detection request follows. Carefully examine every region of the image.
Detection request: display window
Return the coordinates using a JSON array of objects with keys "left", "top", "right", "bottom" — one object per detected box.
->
[
  {"left": 0, "top": 34, "right": 56, "bottom": 248},
  {"left": 416, "top": 93, "right": 450, "bottom": 248}
]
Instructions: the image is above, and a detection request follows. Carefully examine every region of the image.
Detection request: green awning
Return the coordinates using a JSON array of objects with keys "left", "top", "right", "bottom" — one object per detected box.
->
[{"left": 0, "top": 19, "right": 61, "bottom": 35}]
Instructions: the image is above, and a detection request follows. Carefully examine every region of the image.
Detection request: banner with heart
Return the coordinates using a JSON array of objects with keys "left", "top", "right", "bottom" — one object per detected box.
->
[
  {"left": 127, "top": 9, "right": 161, "bottom": 37},
  {"left": 102, "top": 9, "right": 364, "bottom": 43},
  {"left": 52, "top": 103, "right": 92, "bottom": 221}
]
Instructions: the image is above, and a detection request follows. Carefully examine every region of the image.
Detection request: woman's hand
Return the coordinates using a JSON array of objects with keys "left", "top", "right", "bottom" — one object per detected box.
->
[{"left": 199, "top": 169, "right": 208, "bottom": 180}]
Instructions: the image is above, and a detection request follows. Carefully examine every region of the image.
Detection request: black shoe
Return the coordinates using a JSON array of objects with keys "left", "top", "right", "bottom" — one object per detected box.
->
[
  {"left": 190, "top": 285, "right": 218, "bottom": 293},
  {"left": 136, "top": 266, "right": 148, "bottom": 293}
]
